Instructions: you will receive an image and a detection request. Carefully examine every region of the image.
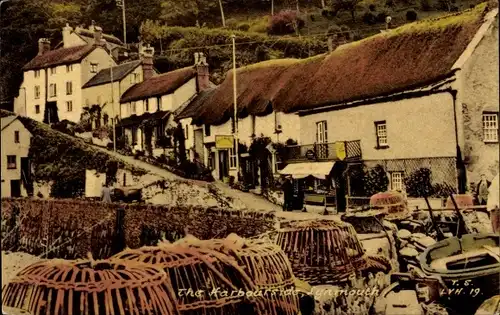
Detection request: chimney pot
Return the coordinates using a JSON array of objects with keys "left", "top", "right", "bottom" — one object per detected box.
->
[
  {"left": 38, "top": 38, "right": 51, "bottom": 56},
  {"left": 93, "top": 26, "right": 104, "bottom": 46},
  {"left": 194, "top": 51, "right": 209, "bottom": 91}
]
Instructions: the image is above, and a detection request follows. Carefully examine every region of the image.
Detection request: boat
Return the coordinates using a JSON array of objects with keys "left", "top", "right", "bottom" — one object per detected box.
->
[{"left": 419, "top": 234, "right": 500, "bottom": 314}]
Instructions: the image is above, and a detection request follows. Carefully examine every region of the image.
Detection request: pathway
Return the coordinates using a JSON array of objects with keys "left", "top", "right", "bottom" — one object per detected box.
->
[{"left": 95, "top": 146, "right": 340, "bottom": 220}]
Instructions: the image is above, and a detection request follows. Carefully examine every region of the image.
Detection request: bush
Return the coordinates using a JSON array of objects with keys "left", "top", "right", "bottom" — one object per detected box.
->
[
  {"left": 404, "top": 168, "right": 434, "bottom": 197},
  {"left": 376, "top": 11, "right": 390, "bottom": 23},
  {"left": 406, "top": 10, "right": 418, "bottom": 21},
  {"left": 268, "top": 10, "right": 305, "bottom": 35},
  {"left": 363, "top": 165, "right": 389, "bottom": 196},
  {"left": 237, "top": 23, "right": 250, "bottom": 31},
  {"left": 326, "top": 24, "right": 341, "bottom": 35},
  {"left": 362, "top": 11, "right": 377, "bottom": 24},
  {"left": 369, "top": 4, "right": 377, "bottom": 11},
  {"left": 420, "top": 0, "right": 432, "bottom": 11},
  {"left": 52, "top": 120, "right": 76, "bottom": 136}
]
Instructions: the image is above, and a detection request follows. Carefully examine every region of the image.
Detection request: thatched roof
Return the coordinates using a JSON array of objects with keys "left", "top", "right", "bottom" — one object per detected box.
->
[
  {"left": 121, "top": 67, "right": 197, "bottom": 103},
  {"left": 178, "top": 4, "right": 491, "bottom": 126}
]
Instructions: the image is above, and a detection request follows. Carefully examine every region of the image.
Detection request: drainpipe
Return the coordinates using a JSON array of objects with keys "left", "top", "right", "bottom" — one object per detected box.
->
[{"left": 449, "top": 89, "right": 466, "bottom": 194}]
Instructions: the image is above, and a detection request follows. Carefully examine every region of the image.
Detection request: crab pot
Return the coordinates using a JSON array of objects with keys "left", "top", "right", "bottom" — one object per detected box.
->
[
  {"left": 175, "top": 235, "right": 300, "bottom": 315},
  {"left": 2, "top": 259, "right": 178, "bottom": 315},
  {"left": 369, "top": 191, "right": 410, "bottom": 220},
  {"left": 111, "top": 240, "right": 258, "bottom": 315},
  {"left": 277, "top": 220, "right": 367, "bottom": 285}
]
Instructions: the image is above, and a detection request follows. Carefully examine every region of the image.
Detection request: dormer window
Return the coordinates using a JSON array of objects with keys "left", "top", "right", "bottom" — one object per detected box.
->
[{"left": 90, "top": 63, "right": 98, "bottom": 73}]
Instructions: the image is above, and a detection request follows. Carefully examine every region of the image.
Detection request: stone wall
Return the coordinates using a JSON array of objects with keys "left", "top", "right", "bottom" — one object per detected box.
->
[{"left": 1, "top": 198, "right": 276, "bottom": 259}]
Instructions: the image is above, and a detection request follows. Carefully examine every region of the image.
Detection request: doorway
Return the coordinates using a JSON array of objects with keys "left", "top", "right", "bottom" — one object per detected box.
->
[
  {"left": 43, "top": 101, "right": 59, "bottom": 124},
  {"left": 10, "top": 180, "right": 21, "bottom": 197},
  {"left": 20, "top": 157, "right": 33, "bottom": 196},
  {"left": 218, "top": 150, "right": 229, "bottom": 180}
]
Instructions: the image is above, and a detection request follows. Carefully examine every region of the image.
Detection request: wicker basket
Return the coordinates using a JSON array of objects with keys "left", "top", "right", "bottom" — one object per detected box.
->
[
  {"left": 174, "top": 234, "right": 300, "bottom": 315},
  {"left": 370, "top": 191, "right": 410, "bottom": 220},
  {"left": 2, "top": 259, "right": 177, "bottom": 315},
  {"left": 277, "top": 220, "right": 367, "bottom": 285},
  {"left": 111, "top": 239, "right": 258, "bottom": 315}
]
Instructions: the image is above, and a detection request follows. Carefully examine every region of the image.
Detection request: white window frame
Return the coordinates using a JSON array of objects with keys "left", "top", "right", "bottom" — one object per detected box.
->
[
  {"left": 483, "top": 112, "right": 498, "bottom": 143},
  {"left": 316, "top": 120, "right": 328, "bottom": 144},
  {"left": 66, "top": 64, "right": 73, "bottom": 72},
  {"left": 34, "top": 85, "right": 40, "bottom": 99},
  {"left": 229, "top": 147, "right": 237, "bottom": 169},
  {"left": 90, "top": 63, "right": 98, "bottom": 73},
  {"left": 49, "top": 83, "right": 57, "bottom": 97},
  {"left": 66, "top": 101, "right": 73, "bottom": 112},
  {"left": 7, "top": 155, "right": 16, "bottom": 169},
  {"left": 50, "top": 67, "right": 57, "bottom": 75},
  {"left": 66, "top": 81, "right": 73, "bottom": 95},
  {"left": 391, "top": 171, "right": 404, "bottom": 191},
  {"left": 34, "top": 70, "right": 40, "bottom": 78},
  {"left": 375, "top": 121, "right": 388, "bottom": 147},
  {"left": 131, "top": 102, "right": 136, "bottom": 114}
]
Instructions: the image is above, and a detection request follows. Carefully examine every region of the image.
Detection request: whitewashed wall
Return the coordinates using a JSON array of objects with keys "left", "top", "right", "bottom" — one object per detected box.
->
[
  {"left": 1, "top": 120, "right": 31, "bottom": 197},
  {"left": 299, "top": 92, "right": 457, "bottom": 161}
]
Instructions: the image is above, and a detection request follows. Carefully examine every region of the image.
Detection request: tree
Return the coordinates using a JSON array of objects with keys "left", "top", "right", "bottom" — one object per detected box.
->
[
  {"left": 331, "top": 0, "right": 360, "bottom": 22},
  {"left": 363, "top": 165, "right": 389, "bottom": 196},
  {"left": 160, "top": 0, "right": 218, "bottom": 27}
]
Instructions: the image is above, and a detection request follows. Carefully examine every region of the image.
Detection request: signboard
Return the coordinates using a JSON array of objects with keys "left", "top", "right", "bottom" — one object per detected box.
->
[
  {"left": 215, "top": 135, "right": 234, "bottom": 149},
  {"left": 335, "top": 141, "right": 346, "bottom": 161},
  {"left": 305, "top": 150, "right": 316, "bottom": 160}
]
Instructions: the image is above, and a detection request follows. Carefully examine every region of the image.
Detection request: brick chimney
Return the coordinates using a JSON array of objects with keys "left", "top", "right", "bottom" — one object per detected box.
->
[
  {"left": 93, "top": 26, "right": 105, "bottom": 46},
  {"left": 140, "top": 45, "right": 155, "bottom": 81},
  {"left": 194, "top": 52, "right": 209, "bottom": 91},
  {"left": 62, "top": 24, "right": 74, "bottom": 48},
  {"left": 38, "top": 38, "right": 51, "bottom": 56}
]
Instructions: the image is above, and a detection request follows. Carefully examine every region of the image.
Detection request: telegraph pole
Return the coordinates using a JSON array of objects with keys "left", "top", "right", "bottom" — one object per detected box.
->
[
  {"left": 231, "top": 34, "right": 239, "bottom": 182},
  {"left": 110, "top": 55, "right": 116, "bottom": 152},
  {"left": 116, "top": 0, "right": 127, "bottom": 45}
]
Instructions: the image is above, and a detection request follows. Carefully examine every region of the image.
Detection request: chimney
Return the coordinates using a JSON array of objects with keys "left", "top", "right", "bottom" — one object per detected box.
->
[
  {"left": 62, "top": 24, "right": 73, "bottom": 48},
  {"left": 93, "top": 26, "right": 104, "bottom": 46},
  {"left": 194, "top": 52, "right": 209, "bottom": 91},
  {"left": 140, "top": 45, "right": 155, "bottom": 81},
  {"left": 38, "top": 38, "right": 51, "bottom": 56}
]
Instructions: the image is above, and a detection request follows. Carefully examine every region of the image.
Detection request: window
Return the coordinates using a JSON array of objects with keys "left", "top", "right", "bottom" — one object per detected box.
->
[
  {"left": 483, "top": 112, "right": 498, "bottom": 142},
  {"left": 66, "top": 81, "right": 73, "bottom": 95},
  {"left": 205, "top": 124, "right": 211, "bottom": 137},
  {"left": 229, "top": 146, "right": 237, "bottom": 169},
  {"left": 50, "top": 67, "right": 57, "bottom": 75},
  {"left": 66, "top": 64, "right": 73, "bottom": 72},
  {"left": 34, "top": 86, "right": 40, "bottom": 99},
  {"left": 251, "top": 115, "right": 256, "bottom": 137},
  {"left": 130, "top": 73, "right": 139, "bottom": 84},
  {"left": 185, "top": 126, "right": 189, "bottom": 139},
  {"left": 391, "top": 172, "right": 404, "bottom": 191},
  {"left": 90, "top": 63, "right": 98, "bottom": 73},
  {"left": 7, "top": 155, "right": 16, "bottom": 169},
  {"left": 275, "top": 112, "right": 282, "bottom": 132},
  {"left": 34, "top": 70, "right": 40, "bottom": 78},
  {"left": 14, "top": 131, "right": 20, "bottom": 143},
  {"left": 316, "top": 121, "right": 328, "bottom": 143},
  {"left": 131, "top": 102, "right": 136, "bottom": 114},
  {"left": 66, "top": 101, "right": 73, "bottom": 112},
  {"left": 131, "top": 127, "right": 138, "bottom": 144},
  {"left": 49, "top": 84, "right": 57, "bottom": 97},
  {"left": 157, "top": 97, "right": 162, "bottom": 111},
  {"left": 35, "top": 105, "right": 40, "bottom": 114},
  {"left": 375, "top": 121, "right": 388, "bottom": 147},
  {"left": 145, "top": 99, "right": 149, "bottom": 112}
]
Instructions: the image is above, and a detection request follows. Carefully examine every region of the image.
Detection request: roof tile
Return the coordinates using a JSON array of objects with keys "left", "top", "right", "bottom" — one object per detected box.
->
[{"left": 23, "top": 45, "right": 96, "bottom": 71}]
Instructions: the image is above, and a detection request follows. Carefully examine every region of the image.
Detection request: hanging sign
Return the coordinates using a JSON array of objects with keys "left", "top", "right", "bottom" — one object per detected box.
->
[
  {"left": 215, "top": 135, "right": 234, "bottom": 149},
  {"left": 335, "top": 141, "right": 346, "bottom": 161}
]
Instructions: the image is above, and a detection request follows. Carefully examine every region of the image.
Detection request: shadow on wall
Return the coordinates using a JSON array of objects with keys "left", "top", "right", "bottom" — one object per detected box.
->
[{"left": 1, "top": 198, "right": 277, "bottom": 260}]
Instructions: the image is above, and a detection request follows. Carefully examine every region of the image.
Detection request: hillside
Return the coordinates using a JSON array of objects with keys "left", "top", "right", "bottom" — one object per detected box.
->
[
  {"left": 0, "top": 110, "right": 239, "bottom": 207},
  {"left": 0, "top": 0, "right": 485, "bottom": 108}
]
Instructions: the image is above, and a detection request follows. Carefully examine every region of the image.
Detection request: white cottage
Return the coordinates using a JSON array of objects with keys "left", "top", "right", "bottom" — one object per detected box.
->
[{"left": 118, "top": 52, "right": 211, "bottom": 156}]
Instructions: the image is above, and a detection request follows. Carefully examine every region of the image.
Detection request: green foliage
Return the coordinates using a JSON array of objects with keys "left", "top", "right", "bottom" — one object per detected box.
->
[
  {"left": 268, "top": 10, "right": 305, "bottom": 35},
  {"left": 363, "top": 164, "right": 389, "bottom": 196},
  {"left": 143, "top": 26, "right": 327, "bottom": 84},
  {"left": 160, "top": 0, "right": 218, "bottom": 27},
  {"left": 404, "top": 167, "right": 433, "bottom": 197}
]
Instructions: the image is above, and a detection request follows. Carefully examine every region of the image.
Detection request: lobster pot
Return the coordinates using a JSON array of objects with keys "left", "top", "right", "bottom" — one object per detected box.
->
[
  {"left": 445, "top": 194, "right": 474, "bottom": 209},
  {"left": 370, "top": 191, "right": 410, "bottom": 220},
  {"left": 176, "top": 235, "right": 300, "bottom": 315},
  {"left": 277, "top": 220, "right": 367, "bottom": 285},
  {"left": 111, "top": 241, "right": 258, "bottom": 315},
  {"left": 341, "top": 210, "right": 386, "bottom": 234},
  {"left": 2, "top": 259, "right": 177, "bottom": 315}
]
